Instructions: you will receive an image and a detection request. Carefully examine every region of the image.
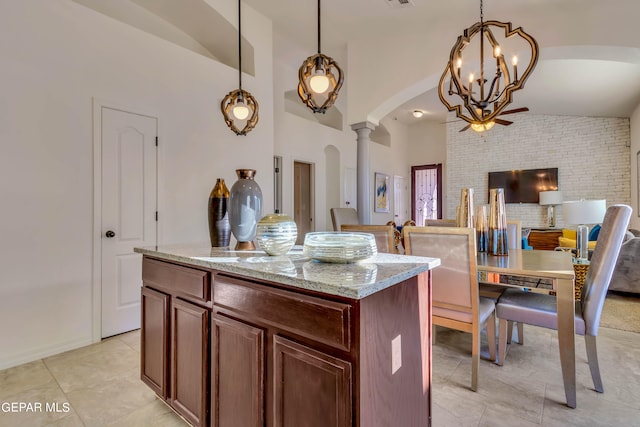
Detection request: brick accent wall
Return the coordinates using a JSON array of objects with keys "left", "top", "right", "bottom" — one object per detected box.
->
[{"left": 446, "top": 114, "right": 631, "bottom": 228}]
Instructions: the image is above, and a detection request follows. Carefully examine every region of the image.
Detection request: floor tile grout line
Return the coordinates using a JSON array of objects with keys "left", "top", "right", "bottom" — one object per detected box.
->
[{"left": 41, "top": 357, "right": 87, "bottom": 427}]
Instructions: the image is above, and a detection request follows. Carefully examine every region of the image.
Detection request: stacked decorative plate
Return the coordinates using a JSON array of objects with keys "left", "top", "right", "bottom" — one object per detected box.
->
[{"left": 302, "top": 232, "right": 377, "bottom": 263}]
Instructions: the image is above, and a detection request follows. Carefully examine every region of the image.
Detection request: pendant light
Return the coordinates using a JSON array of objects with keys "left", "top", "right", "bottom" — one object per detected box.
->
[
  {"left": 221, "top": 0, "right": 259, "bottom": 135},
  {"left": 298, "top": 0, "right": 344, "bottom": 114},
  {"left": 438, "top": 0, "right": 538, "bottom": 131}
]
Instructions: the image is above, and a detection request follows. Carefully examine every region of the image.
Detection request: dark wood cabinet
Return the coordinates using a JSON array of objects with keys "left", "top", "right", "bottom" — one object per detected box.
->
[
  {"left": 273, "top": 335, "right": 352, "bottom": 427},
  {"left": 211, "top": 314, "right": 264, "bottom": 427},
  {"left": 171, "top": 299, "right": 210, "bottom": 427},
  {"left": 141, "top": 255, "right": 432, "bottom": 427},
  {"left": 141, "top": 286, "right": 170, "bottom": 398},
  {"left": 141, "top": 258, "right": 211, "bottom": 427}
]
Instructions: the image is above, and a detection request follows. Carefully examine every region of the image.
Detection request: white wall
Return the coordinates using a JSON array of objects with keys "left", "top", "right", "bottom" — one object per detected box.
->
[
  {"left": 0, "top": 0, "right": 273, "bottom": 369},
  {"left": 446, "top": 114, "right": 631, "bottom": 228}
]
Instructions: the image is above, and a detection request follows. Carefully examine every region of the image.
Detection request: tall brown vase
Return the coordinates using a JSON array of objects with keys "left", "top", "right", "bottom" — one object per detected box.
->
[{"left": 208, "top": 178, "right": 231, "bottom": 247}]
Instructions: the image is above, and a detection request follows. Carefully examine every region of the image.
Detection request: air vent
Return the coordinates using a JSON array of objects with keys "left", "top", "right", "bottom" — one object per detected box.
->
[{"left": 385, "top": 0, "right": 414, "bottom": 8}]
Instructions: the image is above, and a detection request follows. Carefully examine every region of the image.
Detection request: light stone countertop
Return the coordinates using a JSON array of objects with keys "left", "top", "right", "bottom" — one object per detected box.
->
[{"left": 134, "top": 243, "right": 440, "bottom": 300}]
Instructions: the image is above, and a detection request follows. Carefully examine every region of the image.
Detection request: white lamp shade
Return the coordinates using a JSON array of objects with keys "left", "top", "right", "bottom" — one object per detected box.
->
[
  {"left": 539, "top": 190, "right": 563, "bottom": 206},
  {"left": 562, "top": 199, "right": 607, "bottom": 225}
]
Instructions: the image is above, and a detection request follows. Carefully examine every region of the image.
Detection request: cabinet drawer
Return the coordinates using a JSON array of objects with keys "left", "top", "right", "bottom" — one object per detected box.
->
[
  {"left": 143, "top": 257, "right": 211, "bottom": 303},
  {"left": 214, "top": 275, "right": 351, "bottom": 351}
]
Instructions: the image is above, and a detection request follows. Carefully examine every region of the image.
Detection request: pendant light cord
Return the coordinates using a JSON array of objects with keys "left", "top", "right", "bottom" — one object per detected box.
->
[
  {"left": 238, "top": 0, "right": 243, "bottom": 90},
  {"left": 317, "top": 0, "right": 321, "bottom": 54}
]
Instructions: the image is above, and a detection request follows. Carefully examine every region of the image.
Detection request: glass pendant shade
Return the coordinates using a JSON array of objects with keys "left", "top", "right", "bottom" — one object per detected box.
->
[
  {"left": 470, "top": 121, "right": 495, "bottom": 132},
  {"left": 232, "top": 99, "right": 250, "bottom": 120},
  {"left": 309, "top": 68, "right": 330, "bottom": 93}
]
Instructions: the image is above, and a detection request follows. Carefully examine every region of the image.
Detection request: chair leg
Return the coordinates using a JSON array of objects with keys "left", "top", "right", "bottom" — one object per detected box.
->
[
  {"left": 471, "top": 325, "right": 479, "bottom": 391},
  {"left": 507, "top": 321, "right": 525, "bottom": 345},
  {"left": 497, "top": 318, "right": 508, "bottom": 366},
  {"left": 486, "top": 313, "right": 496, "bottom": 362},
  {"left": 585, "top": 335, "right": 604, "bottom": 393}
]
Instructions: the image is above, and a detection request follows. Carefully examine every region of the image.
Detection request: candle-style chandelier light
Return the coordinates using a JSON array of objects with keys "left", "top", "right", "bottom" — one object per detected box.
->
[
  {"left": 438, "top": 0, "right": 538, "bottom": 132},
  {"left": 298, "top": 0, "right": 344, "bottom": 114},
  {"left": 221, "top": 0, "right": 259, "bottom": 135}
]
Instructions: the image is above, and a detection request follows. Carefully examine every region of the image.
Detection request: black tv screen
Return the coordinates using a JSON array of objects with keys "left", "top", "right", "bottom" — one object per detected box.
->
[{"left": 488, "top": 168, "right": 558, "bottom": 204}]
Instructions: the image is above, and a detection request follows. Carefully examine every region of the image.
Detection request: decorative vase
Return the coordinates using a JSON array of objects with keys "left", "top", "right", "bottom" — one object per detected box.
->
[
  {"left": 208, "top": 178, "right": 231, "bottom": 247},
  {"left": 488, "top": 188, "right": 509, "bottom": 256},
  {"left": 457, "top": 188, "right": 475, "bottom": 228},
  {"left": 229, "top": 169, "right": 263, "bottom": 250},
  {"left": 476, "top": 204, "right": 488, "bottom": 253},
  {"left": 255, "top": 213, "right": 298, "bottom": 256}
]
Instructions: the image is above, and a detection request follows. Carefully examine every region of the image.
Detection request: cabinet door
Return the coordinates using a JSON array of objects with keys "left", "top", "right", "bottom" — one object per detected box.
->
[
  {"left": 212, "top": 314, "right": 265, "bottom": 427},
  {"left": 273, "top": 336, "right": 352, "bottom": 427},
  {"left": 140, "top": 287, "right": 169, "bottom": 398},
  {"left": 171, "top": 298, "right": 210, "bottom": 427}
]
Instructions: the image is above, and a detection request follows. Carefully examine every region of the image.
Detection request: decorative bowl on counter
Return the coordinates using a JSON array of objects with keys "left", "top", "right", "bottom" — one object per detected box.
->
[
  {"left": 302, "top": 232, "right": 377, "bottom": 263},
  {"left": 255, "top": 213, "right": 298, "bottom": 256}
]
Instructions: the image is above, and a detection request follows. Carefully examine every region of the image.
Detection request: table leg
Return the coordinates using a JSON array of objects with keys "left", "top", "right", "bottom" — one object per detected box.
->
[{"left": 556, "top": 277, "right": 576, "bottom": 408}]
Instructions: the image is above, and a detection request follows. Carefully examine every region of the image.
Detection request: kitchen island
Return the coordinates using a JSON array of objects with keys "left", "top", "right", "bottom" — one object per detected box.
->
[{"left": 135, "top": 243, "right": 439, "bottom": 427}]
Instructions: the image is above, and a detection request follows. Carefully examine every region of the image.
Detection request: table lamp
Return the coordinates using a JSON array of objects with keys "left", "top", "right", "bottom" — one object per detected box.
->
[
  {"left": 562, "top": 199, "right": 606, "bottom": 260},
  {"left": 539, "top": 190, "right": 563, "bottom": 228}
]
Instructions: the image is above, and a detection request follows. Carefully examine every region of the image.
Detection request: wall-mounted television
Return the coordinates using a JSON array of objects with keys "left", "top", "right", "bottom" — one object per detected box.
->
[{"left": 488, "top": 168, "right": 558, "bottom": 204}]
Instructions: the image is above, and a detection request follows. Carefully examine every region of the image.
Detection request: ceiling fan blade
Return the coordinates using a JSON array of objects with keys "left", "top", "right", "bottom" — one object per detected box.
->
[
  {"left": 494, "top": 118, "right": 513, "bottom": 126},
  {"left": 499, "top": 107, "right": 529, "bottom": 115},
  {"left": 459, "top": 124, "right": 471, "bottom": 132}
]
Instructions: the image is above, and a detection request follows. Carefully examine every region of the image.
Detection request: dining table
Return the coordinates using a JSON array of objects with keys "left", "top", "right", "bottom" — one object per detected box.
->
[{"left": 476, "top": 249, "right": 577, "bottom": 408}]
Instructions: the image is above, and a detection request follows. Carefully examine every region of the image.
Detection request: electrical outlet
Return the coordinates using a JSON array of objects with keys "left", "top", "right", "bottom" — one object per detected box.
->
[{"left": 392, "top": 334, "right": 402, "bottom": 374}]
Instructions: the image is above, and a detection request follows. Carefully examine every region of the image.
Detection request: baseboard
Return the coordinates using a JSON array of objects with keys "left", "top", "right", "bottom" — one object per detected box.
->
[{"left": 0, "top": 337, "right": 94, "bottom": 371}]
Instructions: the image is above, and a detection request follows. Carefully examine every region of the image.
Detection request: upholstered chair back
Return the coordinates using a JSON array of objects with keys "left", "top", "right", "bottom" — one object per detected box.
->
[{"left": 580, "top": 204, "right": 631, "bottom": 336}]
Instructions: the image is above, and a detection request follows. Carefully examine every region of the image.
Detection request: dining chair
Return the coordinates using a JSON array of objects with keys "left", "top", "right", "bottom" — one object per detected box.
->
[
  {"left": 330, "top": 207, "right": 358, "bottom": 231},
  {"left": 340, "top": 224, "right": 397, "bottom": 253},
  {"left": 495, "top": 205, "right": 632, "bottom": 395},
  {"left": 385, "top": 221, "right": 402, "bottom": 253},
  {"left": 403, "top": 226, "right": 497, "bottom": 391}
]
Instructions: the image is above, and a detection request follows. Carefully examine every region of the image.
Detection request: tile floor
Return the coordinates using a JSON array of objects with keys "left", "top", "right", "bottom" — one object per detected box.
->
[{"left": 1, "top": 324, "right": 639, "bottom": 426}]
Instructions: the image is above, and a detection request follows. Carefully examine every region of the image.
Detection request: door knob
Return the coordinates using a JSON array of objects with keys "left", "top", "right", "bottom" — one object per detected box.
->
[{"left": 105, "top": 230, "right": 116, "bottom": 238}]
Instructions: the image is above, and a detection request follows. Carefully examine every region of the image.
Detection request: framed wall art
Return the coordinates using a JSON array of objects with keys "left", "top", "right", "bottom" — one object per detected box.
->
[{"left": 374, "top": 172, "right": 390, "bottom": 213}]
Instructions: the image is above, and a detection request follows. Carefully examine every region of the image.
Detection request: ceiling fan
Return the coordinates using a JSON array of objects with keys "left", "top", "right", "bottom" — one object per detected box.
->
[{"left": 456, "top": 107, "right": 529, "bottom": 132}]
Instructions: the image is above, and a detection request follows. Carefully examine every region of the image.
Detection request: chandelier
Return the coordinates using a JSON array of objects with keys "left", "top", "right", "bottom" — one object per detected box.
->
[
  {"left": 298, "top": 0, "right": 344, "bottom": 113},
  {"left": 438, "top": 0, "right": 538, "bottom": 130},
  {"left": 221, "top": 0, "right": 259, "bottom": 135}
]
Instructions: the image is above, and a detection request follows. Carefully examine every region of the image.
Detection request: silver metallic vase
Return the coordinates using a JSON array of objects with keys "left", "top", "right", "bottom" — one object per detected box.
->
[{"left": 229, "top": 169, "right": 263, "bottom": 250}]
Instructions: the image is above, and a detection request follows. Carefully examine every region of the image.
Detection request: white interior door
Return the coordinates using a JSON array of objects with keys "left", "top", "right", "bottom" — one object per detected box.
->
[
  {"left": 343, "top": 167, "right": 357, "bottom": 209},
  {"left": 394, "top": 175, "right": 408, "bottom": 225},
  {"left": 101, "top": 107, "right": 157, "bottom": 338}
]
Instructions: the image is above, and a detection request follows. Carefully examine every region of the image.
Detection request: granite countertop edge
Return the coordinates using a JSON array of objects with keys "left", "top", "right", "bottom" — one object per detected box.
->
[{"left": 135, "top": 244, "right": 440, "bottom": 300}]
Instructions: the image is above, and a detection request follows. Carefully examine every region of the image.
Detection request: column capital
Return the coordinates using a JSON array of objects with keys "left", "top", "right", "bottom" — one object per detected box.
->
[{"left": 350, "top": 121, "right": 377, "bottom": 132}]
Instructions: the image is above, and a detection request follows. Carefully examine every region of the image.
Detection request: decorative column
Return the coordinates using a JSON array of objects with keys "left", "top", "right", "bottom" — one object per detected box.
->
[{"left": 350, "top": 121, "right": 376, "bottom": 225}]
